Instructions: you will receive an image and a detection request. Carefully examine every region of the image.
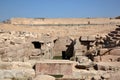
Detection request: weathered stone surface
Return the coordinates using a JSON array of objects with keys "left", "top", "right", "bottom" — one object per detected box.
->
[
  {"left": 109, "top": 71, "right": 120, "bottom": 80},
  {"left": 35, "top": 60, "right": 73, "bottom": 76},
  {"left": 74, "top": 39, "right": 87, "bottom": 56},
  {"left": 80, "top": 36, "right": 95, "bottom": 41},
  {"left": 92, "top": 75, "right": 101, "bottom": 80},
  {"left": 75, "top": 62, "right": 94, "bottom": 70},
  {"left": 0, "top": 62, "right": 32, "bottom": 70},
  {"left": 99, "top": 48, "right": 108, "bottom": 56},
  {"left": 0, "top": 69, "right": 35, "bottom": 79},
  {"left": 96, "top": 62, "right": 120, "bottom": 71},
  {"left": 94, "top": 55, "right": 120, "bottom": 62},
  {"left": 76, "top": 56, "right": 90, "bottom": 63},
  {"left": 0, "top": 62, "right": 35, "bottom": 79},
  {"left": 53, "top": 37, "right": 72, "bottom": 57},
  {"left": 33, "top": 75, "right": 55, "bottom": 80},
  {"left": 110, "top": 49, "right": 120, "bottom": 56},
  {"left": 101, "top": 73, "right": 110, "bottom": 79},
  {"left": 31, "top": 49, "right": 41, "bottom": 56},
  {"left": 73, "top": 69, "right": 106, "bottom": 80}
]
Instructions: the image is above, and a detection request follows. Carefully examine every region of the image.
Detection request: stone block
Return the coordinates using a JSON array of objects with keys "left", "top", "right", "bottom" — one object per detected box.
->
[
  {"left": 80, "top": 36, "right": 95, "bottom": 41},
  {"left": 0, "top": 48, "right": 5, "bottom": 55},
  {"left": 33, "top": 75, "right": 55, "bottom": 80},
  {"left": 29, "top": 56, "right": 41, "bottom": 60},
  {"left": 96, "top": 62, "right": 120, "bottom": 71},
  {"left": 99, "top": 48, "right": 108, "bottom": 56},
  {"left": 109, "top": 71, "right": 120, "bottom": 80},
  {"left": 35, "top": 60, "right": 73, "bottom": 76},
  {"left": 93, "top": 56, "right": 101, "bottom": 62},
  {"left": 101, "top": 73, "right": 110, "bottom": 79},
  {"left": 87, "top": 36, "right": 95, "bottom": 41},
  {"left": 110, "top": 48, "right": 120, "bottom": 56},
  {"left": 81, "top": 36, "right": 87, "bottom": 41},
  {"left": 0, "top": 69, "right": 35, "bottom": 79},
  {"left": 100, "top": 55, "right": 120, "bottom": 62},
  {"left": 31, "top": 49, "right": 41, "bottom": 56},
  {"left": 0, "top": 62, "right": 32, "bottom": 70}
]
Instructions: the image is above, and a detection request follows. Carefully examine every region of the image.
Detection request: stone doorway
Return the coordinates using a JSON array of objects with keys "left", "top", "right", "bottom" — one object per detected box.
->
[{"left": 32, "top": 41, "right": 41, "bottom": 49}]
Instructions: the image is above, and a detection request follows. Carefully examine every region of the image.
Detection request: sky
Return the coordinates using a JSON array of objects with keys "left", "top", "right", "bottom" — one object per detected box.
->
[{"left": 0, "top": 0, "right": 120, "bottom": 21}]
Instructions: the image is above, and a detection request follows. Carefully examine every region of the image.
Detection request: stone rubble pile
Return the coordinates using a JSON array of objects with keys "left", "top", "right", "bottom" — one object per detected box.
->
[{"left": 0, "top": 24, "right": 119, "bottom": 80}]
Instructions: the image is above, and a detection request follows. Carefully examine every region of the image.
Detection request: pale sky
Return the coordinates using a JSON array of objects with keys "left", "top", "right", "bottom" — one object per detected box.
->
[{"left": 0, "top": 0, "right": 120, "bottom": 21}]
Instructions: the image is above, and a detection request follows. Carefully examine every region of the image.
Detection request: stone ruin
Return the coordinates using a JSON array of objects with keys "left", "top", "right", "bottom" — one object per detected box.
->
[{"left": 0, "top": 18, "right": 120, "bottom": 80}]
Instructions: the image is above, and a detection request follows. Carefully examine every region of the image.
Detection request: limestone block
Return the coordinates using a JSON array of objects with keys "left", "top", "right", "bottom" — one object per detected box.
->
[
  {"left": 96, "top": 62, "right": 120, "bottom": 71},
  {"left": 93, "top": 56, "right": 101, "bottom": 62},
  {"left": 29, "top": 56, "right": 41, "bottom": 60},
  {"left": 33, "top": 75, "right": 55, "bottom": 80},
  {"left": 110, "top": 49, "right": 120, "bottom": 56},
  {"left": 88, "top": 36, "right": 95, "bottom": 41},
  {"left": 101, "top": 73, "right": 110, "bottom": 79},
  {"left": 109, "top": 71, "right": 120, "bottom": 80},
  {"left": 81, "top": 36, "right": 87, "bottom": 41},
  {"left": 13, "top": 37, "right": 25, "bottom": 44},
  {"left": 0, "top": 69, "right": 35, "bottom": 79},
  {"left": 92, "top": 75, "right": 101, "bottom": 80},
  {"left": 99, "top": 48, "right": 108, "bottom": 56},
  {"left": 100, "top": 55, "right": 120, "bottom": 62},
  {"left": 0, "top": 42, "right": 5, "bottom": 48},
  {"left": 0, "top": 48, "right": 5, "bottom": 55},
  {"left": 76, "top": 56, "right": 90, "bottom": 63},
  {"left": 0, "top": 62, "right": 32, "bottom": 70},
  {"left": 31, "top": 49, "right": 41, "bottom": 56}
]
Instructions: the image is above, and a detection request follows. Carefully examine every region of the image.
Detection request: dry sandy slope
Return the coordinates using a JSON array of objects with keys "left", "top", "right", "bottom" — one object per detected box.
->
[{"left": 0, "top": 23, "right": 117, "bottom": 38}]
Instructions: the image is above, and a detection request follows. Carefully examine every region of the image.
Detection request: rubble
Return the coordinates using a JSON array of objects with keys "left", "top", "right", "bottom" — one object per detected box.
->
[{"left": 0, "top": 18, "right": 120, "bottom": 80}]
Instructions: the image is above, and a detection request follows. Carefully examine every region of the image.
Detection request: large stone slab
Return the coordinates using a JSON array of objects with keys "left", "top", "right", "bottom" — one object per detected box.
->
[{"left": 35, "top": 60, "right": 73, "bottom": 76}]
